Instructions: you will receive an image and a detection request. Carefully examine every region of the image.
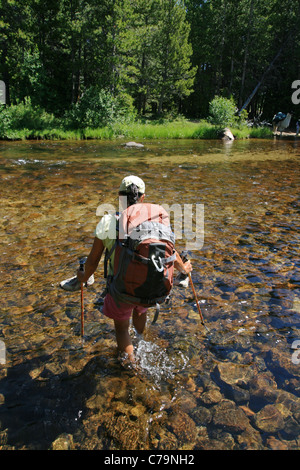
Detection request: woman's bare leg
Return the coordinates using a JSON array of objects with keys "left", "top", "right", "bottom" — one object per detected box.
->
[
  {"left": 132, "top": 309, "right": 147, "bottom": 334},
  {"left": 113, "top": 318, "right": 134, "bottom": 360}
]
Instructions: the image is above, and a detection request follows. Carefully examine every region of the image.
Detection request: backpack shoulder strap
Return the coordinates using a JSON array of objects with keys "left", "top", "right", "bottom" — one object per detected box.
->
[{"left": 103, "top": 213, "right": 119, "bottom": 278}]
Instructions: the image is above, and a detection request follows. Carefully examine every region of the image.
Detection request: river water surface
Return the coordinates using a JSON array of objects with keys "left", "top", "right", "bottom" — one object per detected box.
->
[{"left": 0, "top": 138, "right": 299, "bottom": 450}]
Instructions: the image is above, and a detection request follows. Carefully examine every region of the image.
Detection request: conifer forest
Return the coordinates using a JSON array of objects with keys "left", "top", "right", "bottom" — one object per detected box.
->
[{"left": 1, "top": 0, "right": 300, "bottom": 124}]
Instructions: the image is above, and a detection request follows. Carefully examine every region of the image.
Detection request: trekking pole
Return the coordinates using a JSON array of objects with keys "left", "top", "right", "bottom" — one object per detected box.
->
[
  {"left": 80, "top": 283, "right": 84, "bottom": 339},
  {"left": 79, "top": 258, "right": 86, "bottom": 342},
  {"left": 180, "top": 251, "right": 209, "bottom": 332},
  {"left": 188, "top": 273, "right": 209, "bottom": 332}
]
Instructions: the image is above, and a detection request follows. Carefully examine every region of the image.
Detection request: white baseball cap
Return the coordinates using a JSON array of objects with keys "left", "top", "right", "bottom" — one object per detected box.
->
[{"left": 119, "top": 175, "right": 145, "bottom": 194}]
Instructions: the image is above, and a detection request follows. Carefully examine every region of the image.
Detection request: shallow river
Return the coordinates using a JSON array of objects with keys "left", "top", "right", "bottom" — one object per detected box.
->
[{"left": 0, "top": 137, "right": 299, "bottom": 450}]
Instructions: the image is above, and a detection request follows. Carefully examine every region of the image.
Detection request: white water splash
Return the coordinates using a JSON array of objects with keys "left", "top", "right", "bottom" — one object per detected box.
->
[{"left": 134, "top": 340, "right": 189, "bottom": 384}]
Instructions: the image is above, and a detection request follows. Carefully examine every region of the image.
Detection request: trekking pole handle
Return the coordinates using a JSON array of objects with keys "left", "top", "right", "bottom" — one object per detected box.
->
[
  {"left": 79, "top": 256, "right": 87, "bottom": 272},
  {"left": 180, "top": 250, "right": 189, "bottom": 264}
]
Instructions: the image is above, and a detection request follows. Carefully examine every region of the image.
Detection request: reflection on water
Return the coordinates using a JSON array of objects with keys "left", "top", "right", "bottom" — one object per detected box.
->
[{"left": 0, "top": 138, "right": 299, "bottom": 450}]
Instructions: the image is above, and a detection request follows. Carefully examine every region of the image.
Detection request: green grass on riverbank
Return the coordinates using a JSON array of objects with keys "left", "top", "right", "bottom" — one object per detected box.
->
[{"left": 0, "top": 119, "right": 273, "bottom": 141}]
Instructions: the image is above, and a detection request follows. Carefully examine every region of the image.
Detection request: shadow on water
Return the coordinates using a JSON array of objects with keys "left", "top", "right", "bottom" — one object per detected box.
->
[
  {"left": 0, "top": 138, "right": 300, "bottom": 450},
  {"left": 0, "top": 328, "right": 199, "bottom": 450}
]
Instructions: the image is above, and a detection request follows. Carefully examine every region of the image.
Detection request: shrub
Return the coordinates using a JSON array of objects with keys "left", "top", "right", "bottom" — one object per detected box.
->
[
  {"left": 65, "top": 87, "right": 136, "bottom": 129},
  {"left": 0, "top": 97, "right": 56, "bottom": 138},
  {"left": 0, "top": 106, "right": 11, "bottom": 138},
  {"left": 208, "top": 96, "right": 237, "bottom": 127},
  {"left": 10, "top": 97, "right": 56, "bottom": 129}
]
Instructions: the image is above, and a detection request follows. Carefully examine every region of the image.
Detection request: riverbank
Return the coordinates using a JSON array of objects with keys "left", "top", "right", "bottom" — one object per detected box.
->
[{"left": 0, "top": 119, "right": 276, "bottom": 141}]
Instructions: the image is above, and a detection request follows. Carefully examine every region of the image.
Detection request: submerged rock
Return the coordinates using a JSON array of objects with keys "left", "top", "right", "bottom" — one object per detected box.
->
[
  {"left": 50, "top": 433, "right": 74, "bottom": 450},
  {"left": 216, "top": 361, "right": 255, "bottom": 386},
  {"left": 266, "top": 436, "right": 289, "bottom": 450},
  {"left": 212, "top": 399, "right": 251, "bottom": 433},
  {"left": 249, "top": 373, "right": 278, "bottom": 403},
  {"left": 254, "top": 404, "right": 285, "bottom": 433},
  {"left": 237, "top": 428, "right": 263, "bottom": 450},
  {"left": 167, "top": 409, "right": 197, "bottom": 446},
  {"left": 191, "top": 406, "right": 212, "bottom": 425},
  {"left": 99, "top": 410, "right": 149, "bottom": 450},
  {"left": 200, "top": 387, "right": 223, "bottom": 405}
]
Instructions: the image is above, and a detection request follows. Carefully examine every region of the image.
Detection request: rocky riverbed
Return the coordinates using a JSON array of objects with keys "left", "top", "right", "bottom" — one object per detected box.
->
[{"left": 0, "top": 139, "right": 299, "bottom": 450}]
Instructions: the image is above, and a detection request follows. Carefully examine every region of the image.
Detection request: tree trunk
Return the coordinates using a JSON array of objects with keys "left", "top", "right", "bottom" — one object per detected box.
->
[
  {"left": 137, "top": 52, "right": 146, "bottom": 115},
  {"left": 238, "top": 46, "right": 285, "bottom": 114},
  {"left": 229, "top": 53, "right": 234, "bottom": 95},
  {"left": 238, "top": 2, "right": 300, "bottom": 115},
  {"left": 215, "top": 0, "right": 227, "bottom": 95},
  {"left": 158, "top": 91, "right": 165, "bottom": 115}
]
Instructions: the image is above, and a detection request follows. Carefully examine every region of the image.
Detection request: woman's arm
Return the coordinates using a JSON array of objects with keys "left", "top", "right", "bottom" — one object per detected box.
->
[
  {"left": 77, "top": 237, "right": 105, "bottom": 283},
  {"left": 174, "top": 251, "right": 192, "bottom": 275}
]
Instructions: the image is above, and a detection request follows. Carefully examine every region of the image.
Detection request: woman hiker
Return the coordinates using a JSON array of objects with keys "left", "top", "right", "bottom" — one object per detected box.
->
[{"left": 60, "top": 175, "right": 192, "bottom": 363}]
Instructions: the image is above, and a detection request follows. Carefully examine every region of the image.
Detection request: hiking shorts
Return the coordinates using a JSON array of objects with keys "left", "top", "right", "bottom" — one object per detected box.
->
[{"left": 103, "top": 293, "right": 148, "bottom": 322}]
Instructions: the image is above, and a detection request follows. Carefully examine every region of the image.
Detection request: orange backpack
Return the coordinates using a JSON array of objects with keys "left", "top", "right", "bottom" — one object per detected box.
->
[{"left": 107, "top": 203, "right": 176, "bottom": 307}]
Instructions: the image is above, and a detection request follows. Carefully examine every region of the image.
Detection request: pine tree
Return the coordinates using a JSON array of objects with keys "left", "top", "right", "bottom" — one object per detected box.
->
[
  {"left": 152, "top": 0, "right": 197, "bottom": 115},
  {"left": 115, "top": 0, "right": 197, "bottom": 115}
]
